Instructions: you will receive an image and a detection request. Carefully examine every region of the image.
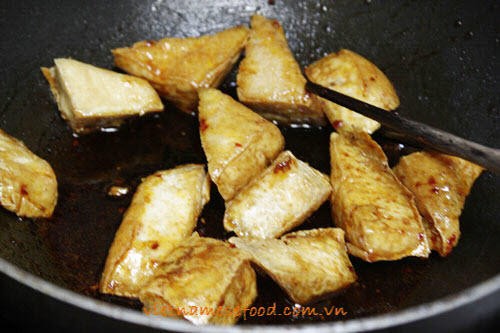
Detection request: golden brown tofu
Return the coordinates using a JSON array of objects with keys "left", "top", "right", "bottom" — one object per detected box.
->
[
  {"left": 393, "top": 152, "right": 483, "bottom": 257},
  {"left": 139, "top": 234, "right": 257, "bottom": 326},
  {"left": 229, "top": 228, "right": 356, "bottom": 304},
  {"left": 237, "top": 15, "right": 325, "bottom": 126},
  {"left": 112, "top": 26, "right": 249, "bottom": 114},
  {"left": 0, "top": 129, "right": 57, "bottom": 218},
  {"left": 198, "top": 88, "right": 285, "bottom": 201},
  {"left": 99, "top": 165, "right": 210, "bottom": 298},
  {"left": 330, "top": 131, "right": 430, "bottom": 262},
  {"left": 224, "top": 150, "right": 331, "bottom": 238},
  {"left": 306, "top": 49, "right": 399, "bottom": 133},
  {"left": 41, "top": 58, "right": 163, "bottom": 134}
]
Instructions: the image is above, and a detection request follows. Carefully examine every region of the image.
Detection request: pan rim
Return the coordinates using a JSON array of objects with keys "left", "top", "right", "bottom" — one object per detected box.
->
[{"left": 2, "top": 256, "right": 499, "bottom": 332}]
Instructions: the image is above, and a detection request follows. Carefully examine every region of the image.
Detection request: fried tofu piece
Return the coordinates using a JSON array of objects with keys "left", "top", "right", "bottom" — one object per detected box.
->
[
  {"left": 393, "top": 152, "right": 483, "bottom": 256},
  {"left": 41, "top": 58, "right": 163, "bottom": 134},
  {"left": 237, "top": 15, "right": 325, "bottom": 126},
  {"left": 139, "top": 234, "right": 257, "bottom": 326},
  {"left": 99, "top": 165, "right": 210, "bottom": 298},
  {"left": 198, "top": 88, "right": 285, "bottom": 201},
  {"left": 330, "top": 131, "right": 430, "bottom": 262},
  {"left": 0, "top": 129, "right": 57, "bottom": 218},
  {"left": 229, "top": 228, "right": 356, "bottom": 304},
  {"left": 306, "top": 49, "right": 399, "bottom": 133},
  {"left": 112, "top": 26, "right": 250, "bottom": 114},
  {"left": 224, "top": 150, "right": 331, "bottom": 238}
]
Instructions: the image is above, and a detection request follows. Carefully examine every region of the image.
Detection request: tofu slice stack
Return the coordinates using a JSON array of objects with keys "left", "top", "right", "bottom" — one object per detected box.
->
[
  {"left": 41, "top": 58, "right": 163, "bottom": 134},
  {"left": 0, "top": 129, "right": 58, "bottom": 218},
  {"left": 198, "top": 88, "right": 285, "bottom": 201},
  {"left": 139, "top": 234, "right": 257, "bottom": 325},
  {"left": 112, "top": 26, "right": 250, "bottom": 114},
  {"left": 229, "top": 228, "right": 356, "bottom": 304},
  {"left": 330, "top": 131, "right": 430, "bottom": 261},
  {"left": 99, "top": 164, "right": 210, "bottom": 298},
  {"left": 393, "top": 152, "right": 483, "bottom": 256},
  {"left": 224, "top": 150, "right": 332, "bottom": 238},
  {"left": 237, "top": 15, "right": 325, "bottom": 126},
  {"left": 306, "top": 49, "right": 400, "bottom": 134}
]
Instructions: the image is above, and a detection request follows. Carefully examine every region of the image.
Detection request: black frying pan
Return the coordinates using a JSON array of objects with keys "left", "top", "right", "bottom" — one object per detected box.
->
[{"left": 1, "top": 0, "right": 499, "bottom": 331}]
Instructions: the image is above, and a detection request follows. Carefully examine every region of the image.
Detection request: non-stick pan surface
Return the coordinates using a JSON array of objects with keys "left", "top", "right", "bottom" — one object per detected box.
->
[{"left": 0, "top": 0, "right": 499, "bottom": 331}]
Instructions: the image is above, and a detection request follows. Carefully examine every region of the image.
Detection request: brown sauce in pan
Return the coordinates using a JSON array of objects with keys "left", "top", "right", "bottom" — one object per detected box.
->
[{"left": 31, "top": 81, "right": 432, "bottom": 325}]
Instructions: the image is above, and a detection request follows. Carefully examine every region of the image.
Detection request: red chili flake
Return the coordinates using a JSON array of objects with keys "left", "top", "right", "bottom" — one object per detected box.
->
[
  {"left": 118, "top": 207, "right": 125, "bottom": 213},
  {"left": 229, "top": 243, "right": 236, "bottom": 248},
  {"left": 333, "top": 120, "right": 343, "bottom": 128},
  {"left": 218, "top": 299, "right": 225, "bottom": 307},
  {"left": 274, "top": 157, "right": 292, "bottom": 173},
  {"left": 145, "top": 40, "right": 156, "bottom": 47},
  {"left": 286, "top": 235, "right": 297, "bottom": 239},
  {"left": 73, "top": 139, "right": 79, "bottom": 147},
  {"left": 431, "top": 187, "right": 440, "bottom": 194},
  {"left": 415, "top": 181, "right": 421, "bottom": 187},
  {"left": 235, "top": 143, "right": 242, "bottom": 147},
  {"left": 348, "top": 266, "right": 354, "bottom": 272},
  {"left": 418, "top": 233, "right": 424, "bottom": 241},
  {"left": 405, "top": 267, "right": 413, "bottom": 273},
  {"left": 107, "top": 281, "right": 116, "bottom": 291},
  {"left": 151, "top": 242, "right": 159, "bottom": 250},
  {"left": 199, "top": 118, "right": 209, "bottom": 132},
  {"left": 428, "top": 176, "right": 437, "bottom": 185},
  {"left": 369, "top": 76, "right": 376, "bottom": 82},
  {"left": 272, "top": 20, "right": 280, "bottom": 28},
  {"left": 20, "top": 185, "right": 28, "bottom": 196},
  {"left": 447, "top": 234, "right": 456, "bottom": 245}
]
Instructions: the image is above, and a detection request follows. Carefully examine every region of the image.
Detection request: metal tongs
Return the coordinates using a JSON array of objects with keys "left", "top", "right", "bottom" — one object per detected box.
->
[{"left": 305, "top": 79, "right": 500, "bottom": 174}]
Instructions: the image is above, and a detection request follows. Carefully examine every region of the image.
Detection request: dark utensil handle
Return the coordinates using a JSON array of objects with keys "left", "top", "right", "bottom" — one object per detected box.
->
[{"left": 306, "top": 80, "right": 500, "bottom": 174}]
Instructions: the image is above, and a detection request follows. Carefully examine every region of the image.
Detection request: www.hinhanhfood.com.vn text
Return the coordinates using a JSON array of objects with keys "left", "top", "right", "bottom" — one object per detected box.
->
[{"left": 144, "top": 302, "right": 347, "bottom": 319}]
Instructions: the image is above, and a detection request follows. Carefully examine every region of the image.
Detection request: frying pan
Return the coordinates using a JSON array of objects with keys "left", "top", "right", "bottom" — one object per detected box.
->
[{"left": 1, "top": 0, "right": 499, "bottom": 331}]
